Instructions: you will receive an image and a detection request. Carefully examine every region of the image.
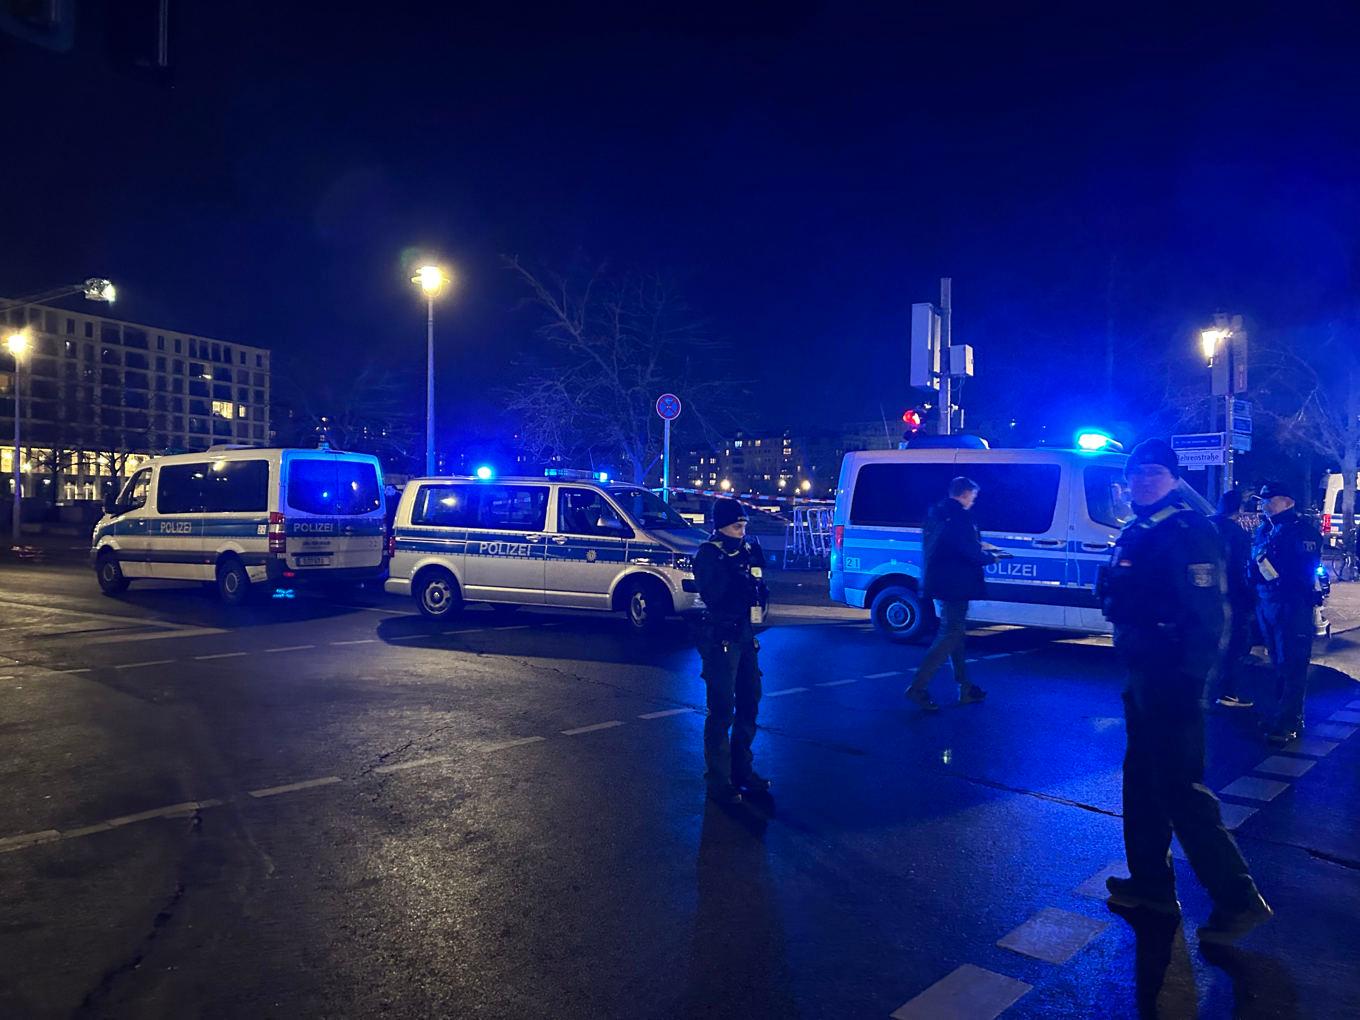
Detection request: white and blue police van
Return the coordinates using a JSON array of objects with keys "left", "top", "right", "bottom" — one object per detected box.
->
[
  {"left": 385, "top": 469, "right": 706, "bottom": 632},
  {"left": 92, "top": 446, "right": 388, "bottom": 604},
  {"left": 830, "top": 440, "right": 1214, "bottom": 641}
]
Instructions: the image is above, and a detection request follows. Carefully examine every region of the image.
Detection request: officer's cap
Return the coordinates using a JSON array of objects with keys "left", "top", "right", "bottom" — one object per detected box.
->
[
  {"left": 1258, "top": 480, "right": 1294, "bottom": 501},
  {"left": 1125, "top": 438, "right": 1180, "bottom": 479},
  {"left": 713, "top": 497, "right": 749, "bottom": 529}
]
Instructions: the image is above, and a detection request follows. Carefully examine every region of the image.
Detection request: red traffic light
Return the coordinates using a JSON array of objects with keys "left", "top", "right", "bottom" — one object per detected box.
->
[{"left": 902, "top": 408, "right": 923, "bottom": 430}]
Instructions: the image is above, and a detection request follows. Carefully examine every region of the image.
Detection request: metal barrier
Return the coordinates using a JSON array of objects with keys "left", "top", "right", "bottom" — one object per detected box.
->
[{"left": 783, "top": 505, "right": 834, "bottom": 569}]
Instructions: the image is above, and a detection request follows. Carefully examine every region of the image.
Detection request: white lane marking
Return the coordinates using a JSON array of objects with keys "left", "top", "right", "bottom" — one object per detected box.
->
[
  {"left": 1283, "top": 737, "right": 1340, "bottom": 757},
  {"left": 83, "top": 625, "right": 227, "bottom": 645},
  {"left": 561, "top": 720, "right": 624, "bottom": 736},
  {"left": 492, "top": 624, "right": 531, "bottom": 631},
  {"left": 374, "top": 756, "right": 450, "bottom": 775},
  {"left": 997, "top": 907, "right": 1109, "bottom": 965},
  {"left": 865, "top": 671, "right": 901, "bottom": 679},
  {"left": 264, "top": 645, "right": 315, "bottom": 653},
  {"left": 764, "top": 687, "right": 809, "bottom": 697},
  {"left": 103, "top": 800, "right": 222, "bottom": 827},
  {"left": 1074, "top": 862, "right": 1127, "bottom": 900},
  {"left": 0, "top": 830, "right": 61, "bottom": 853},
  {"left": 61, "top": 823, "right": 115, "bottom": 839},
  {"left": 1254, "top": 755, "right": 1315, "bottom": 778},
  {"left": 891, "top": 963, "right": 1032, "bottom": 1020},
  {"left": 816, "top": 679, "right": 859, "bottom": 687},
  {"left": 330, "top": 639, "right": 378, "bottom": 646},
  {"left": 356, "top": 606, "right": 409, "bottom": 616},
  {"left": 115, "top": 659, "right": 175, "bottom": 669},
  {"left": 57, "top": 668, "right": 92, "bottom": 674},
  {"left": 1327, "top": 709, "right": 1360, "bottom": 724},
  {"left": 978, "top": 653, "right": 1010, "bottom": 660},
  {"left": 248, "top": 776, "right": 342, "bottom": 798},
  {"left": 639, "top": 708, "right": 695, "bottom": 719},
  {"left": 477, "top": 735, "right": 546, "bottom": 753},
  {"left": 194, "top": 651, "right": 247, "bottom": 660},
  {"left": 1220, "top": 776, "right": 1290, "bottom": 802},
  {"left": 1219, "top": 803, "right": 1258, "bottom": 830},
  {"left": 768, "top": 604, "right": 868, "bottom": 621},
  {"left": 1310, "top": 723, "right": 1356, "bottom": 741}
]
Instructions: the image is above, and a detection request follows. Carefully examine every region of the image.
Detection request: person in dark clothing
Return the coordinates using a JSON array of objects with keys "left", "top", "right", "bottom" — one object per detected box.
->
[
  {"left": 1100, "top": 439, "right": 1271, "bottom": 944},
  {"left": 904, "top": 476, "right": 999, "bottom": 711},
  {"left": 693, "top": 497, "right": 768, "bottom": 805},
  {"left": 1250, "top": 481, "right": 1322, "bottom": 745},
  {"left": 1209, "top": 489, "right": 1255, "bottom": 709}
]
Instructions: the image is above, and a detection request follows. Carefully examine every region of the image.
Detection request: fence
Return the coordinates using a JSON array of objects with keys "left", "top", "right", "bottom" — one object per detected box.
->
[{"left": 783, "top": 505, "right": 834, "bottom": 569}]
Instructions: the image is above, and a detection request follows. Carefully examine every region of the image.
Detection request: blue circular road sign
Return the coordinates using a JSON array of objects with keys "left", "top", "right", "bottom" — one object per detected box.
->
[{"left": 656, "top": 393, "right": 682, "bottom": 421}]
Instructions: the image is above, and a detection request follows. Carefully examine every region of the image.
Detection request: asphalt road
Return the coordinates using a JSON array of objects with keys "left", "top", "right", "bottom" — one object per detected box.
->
[{"left": 2, "top": 562, "right": 1358, "bottom": 1019}]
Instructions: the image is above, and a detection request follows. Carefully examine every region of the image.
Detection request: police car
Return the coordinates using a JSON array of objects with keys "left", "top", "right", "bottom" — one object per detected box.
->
[
  {"left": 829, "top": 441, "right": 1215, "bottom": 641},
  {"left": 385, "top": 469, "right": 706, "bottom": 631},
  {"left": 92, "top": 446, "right": 388, "bottom": 604}
]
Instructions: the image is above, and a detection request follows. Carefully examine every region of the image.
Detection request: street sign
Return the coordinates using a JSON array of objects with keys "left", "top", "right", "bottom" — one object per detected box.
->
[
  {"left": 1177, "top": 448, "right": 1226, "bottom": 467},
  {"left": 655, "top": 393, "right": 682, "bottom": 421},
  {"left": 1171, "top": 432, "right": 1225, "bottom": 450},
  {"left": 1233, "top": 399, "right": 1252, "bottom": 419},
  {"left": 1231, "top": 432, "right": 1252, "bottom": 453},
  {"left": 1231, "top": 416, "right": 1252, "bottom": 435}
]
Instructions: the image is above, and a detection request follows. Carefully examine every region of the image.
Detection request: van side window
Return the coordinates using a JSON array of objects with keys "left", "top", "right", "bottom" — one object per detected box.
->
[
  {"left": 123, "top": 468, "right": 152, "bottom": 512},
  {"left": 955, "top": 463, "right": 1061, "bottom": 534},
  {"left": 557, "top": 488, "right": 631, "bottom": 537},
  {"left": 411, "top": 485, "right": 475, "bottom": 527},
  {"left": 157, "top": 463, "right": 208, "bottom": 514},
  {"left": 202, "top": 460, "right": 269, "bottom": 513},
  {"left": 1083, "top": 466, "right": 1134, "bottom": 529},
  {"left": 474, "top": 485, "right": 548, "bottom": 532},
  {"left": 850, "top": 463, "right": 956, "bottom": 527}
]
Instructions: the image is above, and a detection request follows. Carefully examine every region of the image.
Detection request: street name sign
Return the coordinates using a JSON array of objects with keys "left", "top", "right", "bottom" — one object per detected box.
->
[
  {"left": 1172, "top": 433, "right": 1225, "bottom": 450},
  {"left": 1231, "top": 432, "right": 1252, "bottom": 453},
  {"left": 1177, "top": 448, "right": 1227, "bottom": 467}
]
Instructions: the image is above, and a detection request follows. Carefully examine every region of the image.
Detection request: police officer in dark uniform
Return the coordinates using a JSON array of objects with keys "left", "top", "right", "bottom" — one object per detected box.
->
[
  {"left": 1099, "top": 439, "right": 1271, "bottom": 943},
  {"left": 1209, "top": 489, "right": 1255, "bottom": 709},
  {"left": 694, "top": 498, "right": 769, "bottom": 806},
  {"left": 1250, "top": 481, "right": 1322, "bottom": 745}
]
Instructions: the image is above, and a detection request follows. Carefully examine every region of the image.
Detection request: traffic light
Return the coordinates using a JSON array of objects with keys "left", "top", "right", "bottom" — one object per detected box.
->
[{"left": 901, "top": 407, "right": 924, "bottom": 443}]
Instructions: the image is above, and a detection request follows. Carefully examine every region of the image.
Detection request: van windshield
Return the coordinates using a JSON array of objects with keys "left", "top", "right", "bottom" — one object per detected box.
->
[
  {"left": 287, "top": 458, "right": 382, "bottom": 516},
  {"left": 608, "top": 486, "right": 693, "bottom": 531}
]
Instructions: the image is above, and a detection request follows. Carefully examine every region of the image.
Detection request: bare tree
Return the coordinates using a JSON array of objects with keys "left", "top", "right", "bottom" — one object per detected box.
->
[
  {"left": 504, "top": 257, "right": 740, "bottom": 483},
  {"left": 284, "top": 362, "right": 421, "bottom": 466}
]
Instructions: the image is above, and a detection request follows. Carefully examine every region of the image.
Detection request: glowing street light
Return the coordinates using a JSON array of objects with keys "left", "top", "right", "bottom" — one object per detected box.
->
[
  {"left": 719, "top": 479, "right": 732, "bottom": 491},
  {"left": 6, "top": 329, "right": 32, "bottom": 547},
  {"left": 411, "top": 263, "right": 453, "bottom": 475},
  {"left": 1200, "top": 328, "right": 1230, "bottom": 364},
  {"left": 799, "top": 479, "right": 812, "bottom": 493}
]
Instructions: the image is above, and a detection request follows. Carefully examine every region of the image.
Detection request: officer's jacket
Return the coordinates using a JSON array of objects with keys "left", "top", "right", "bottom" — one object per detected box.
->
[
  {"left": 694, "top": 534, "right": 764, "bottom": 624},
  {"left": 1101, "top": 494, "right": 1226, "bottom": 696},
  {"left": 922, "top": 498, "right": 994, "bottom": 602},
  {"left": 1251, "top": 509, "right": 1321, "bottom": 604}
]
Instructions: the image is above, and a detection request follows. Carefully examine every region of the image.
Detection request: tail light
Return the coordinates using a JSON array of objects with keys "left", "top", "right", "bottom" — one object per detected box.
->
[
  {"left": 1322, "top": 513, "right": 1332, "bottom": 534},
  {"left": 834, "top": 525, "right": 845, "bottom": 551},
  {"left": 268, "top": 511, "right": 286, "bottom": 554},
  {"left": 385, "top": 530, "right": 396, "bottom": 558}
]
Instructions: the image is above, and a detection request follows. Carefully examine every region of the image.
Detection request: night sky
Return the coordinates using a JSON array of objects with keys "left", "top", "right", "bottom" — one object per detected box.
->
[{"left": 6, "top": 2, "right": 1359, "bottom": 448}]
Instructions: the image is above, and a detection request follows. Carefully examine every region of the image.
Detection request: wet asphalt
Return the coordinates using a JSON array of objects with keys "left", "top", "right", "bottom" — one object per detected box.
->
[{"left": 1, "top": 561, "right": 1358, "bottom": 1019}]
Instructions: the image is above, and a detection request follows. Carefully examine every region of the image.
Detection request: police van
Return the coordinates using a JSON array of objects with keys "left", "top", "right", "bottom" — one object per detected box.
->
[
  {"left": 92, "top": 446, "right": 388, "bottom": 604},
  {"left": 830, "top": 443, "right": 1213, "bottom": 641},
  {"left": 385, "top": 470, "right": 706, "bottom": 631}
]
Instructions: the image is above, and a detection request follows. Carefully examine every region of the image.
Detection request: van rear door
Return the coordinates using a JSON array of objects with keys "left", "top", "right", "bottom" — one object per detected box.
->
[{"left": 283, "top": 453, "right": 385, "bottom": 571}]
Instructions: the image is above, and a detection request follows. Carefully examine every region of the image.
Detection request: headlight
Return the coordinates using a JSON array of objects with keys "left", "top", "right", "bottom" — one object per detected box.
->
[{"left": 673, "top": 555, "right": 695, "bottom": 574}]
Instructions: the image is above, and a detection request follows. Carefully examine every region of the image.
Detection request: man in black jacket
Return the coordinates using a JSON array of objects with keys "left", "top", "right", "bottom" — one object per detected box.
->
[
  {"left": 693, "top": 498, "right": 768, "bottom": 805},
  {"left": 1209, "top": 489, "right": 1255, "bottom": 709},
  {"left": 904, "top": 476, "right": 998, "bottom": 711}
]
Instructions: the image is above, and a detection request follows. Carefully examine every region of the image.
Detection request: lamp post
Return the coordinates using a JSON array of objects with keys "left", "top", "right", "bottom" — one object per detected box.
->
[
  {"left": 6, "top": 329, "right": 30, "bottom": 548},
  {"left": 411, "top": 265, "right": 450, "bottom": 476},
  {"left": 1200, "top": 326, "right": 1234, "bottom": 498}
]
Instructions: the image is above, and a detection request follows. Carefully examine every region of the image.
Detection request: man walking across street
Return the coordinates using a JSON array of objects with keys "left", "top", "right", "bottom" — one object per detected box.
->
[
  {"left": 1100, "top": 439, "right": 1271, "bottom": 943},
  {"left": 905, "top": 476, "right": 998, "bottom": 711},
  {"left": 693, "top": 497, "right": 769, "bottom": 805},
  {"left": 1209, "top": 489, "right": 1255, "bottom": 709},
  {"left": 1250, "top": 481, "right": 1323, "bottom": 746}
]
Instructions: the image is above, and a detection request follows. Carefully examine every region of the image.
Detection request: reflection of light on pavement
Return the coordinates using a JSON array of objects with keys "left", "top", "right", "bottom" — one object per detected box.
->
[
  {"left": 941, "top": 748, "right": 952, "bottom": 765},
  {"left": 272, "top": 589, "right": 297, "bottom": 599}
]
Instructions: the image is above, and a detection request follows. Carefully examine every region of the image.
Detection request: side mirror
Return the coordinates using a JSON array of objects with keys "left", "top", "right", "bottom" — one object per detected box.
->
[{"left": 103, "top": 493, "right": 121, "bottom": 515}]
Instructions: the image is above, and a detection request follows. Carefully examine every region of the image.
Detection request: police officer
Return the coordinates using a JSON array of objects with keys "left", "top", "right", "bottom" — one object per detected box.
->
[
  {"left": 694, "top": 498, "right": 768, "bottom": 806},
  {"left": 1251, "top": 481, "right": 1322, "bottom": 745},
  {"left": 1100, "top": 439, "right": 1271, "bottom": 943},
  {"left": 1209, "top": 489, "right": 1255, "bottom": 709}
]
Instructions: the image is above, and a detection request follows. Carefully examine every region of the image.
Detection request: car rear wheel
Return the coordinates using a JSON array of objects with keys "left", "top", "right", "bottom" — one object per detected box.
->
[
  {"left": 217, "top": 556, "right": 252, "bottom": 606},
  {"left": 622, "top": 576, "right": 671, "bottom": 634},
  {"left": 870, "top": 585, "right": 932, "bottom": 643},
  {"left": 95, "top": 552, "right": 129, "bottom": 596},
  {"left": 416, "top": 568, "right": 464, "bottom": 621}
]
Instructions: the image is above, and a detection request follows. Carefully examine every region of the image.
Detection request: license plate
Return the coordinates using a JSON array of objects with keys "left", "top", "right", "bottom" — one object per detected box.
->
[{"left": 295, "top": 555, "right": 331, "bottom": 566}]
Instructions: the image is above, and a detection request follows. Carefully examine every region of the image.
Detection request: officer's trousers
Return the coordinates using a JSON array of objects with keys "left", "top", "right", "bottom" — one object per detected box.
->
[
  {"left": 698, "top": 627, "right": 762, "bottom": 787},
  {"left": 911, "top": 600, "right": 971, "bottom": 691},
  {"left": 1122, "top": 689, "right": 1258, "bottom": 908},
  {"left": 1211, "top": 600, "right": 1254, "bottom": 701},
  {"left": 1257, "top": 599, "right": 1313, "bottom": 733}
]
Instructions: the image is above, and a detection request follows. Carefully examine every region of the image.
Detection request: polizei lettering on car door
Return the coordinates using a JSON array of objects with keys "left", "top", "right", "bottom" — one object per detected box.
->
[
  {"left": 985, "top": 559, "right": 1038, "bottom": 579},
  {"left": 479, "top": 540, "right": 531, "bottom": 558}
]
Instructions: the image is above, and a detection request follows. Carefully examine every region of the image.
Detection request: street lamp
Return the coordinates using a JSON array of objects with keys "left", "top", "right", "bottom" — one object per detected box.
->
[
  {"left": 6, "top": 329, "right": 31, "bottom": 548},
  {"left": 1200, "top": 328, "right": 1229, "bottom": 365},
  {"left": 411, "top": 264, "right": 451, "bottom": 476}
]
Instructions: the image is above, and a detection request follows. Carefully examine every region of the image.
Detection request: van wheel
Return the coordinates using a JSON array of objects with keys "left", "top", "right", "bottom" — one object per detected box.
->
[
  {"left": 96, "top": 552, "right": 129, "bottom": 596},
  {"left": 622, "top": 576, "right": 670, "bottom": 634},
  {"left": 870, "top": 585, "right": 931, "bottom": 643},
  {"left": 415, "top": 568, "right": 464, "bottom": 621},
  {"left": 217, "top": 557, "right": 252, "bottom": 606}
]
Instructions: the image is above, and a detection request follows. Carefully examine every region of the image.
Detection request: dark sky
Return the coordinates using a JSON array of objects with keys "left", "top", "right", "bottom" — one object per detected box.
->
[{"left": 5, "top": 1, "right": 1359, "bottom": 446}]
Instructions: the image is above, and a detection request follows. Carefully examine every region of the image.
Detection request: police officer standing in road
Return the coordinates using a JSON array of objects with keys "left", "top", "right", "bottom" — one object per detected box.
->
[
  {"left": 1100, "top": 439, "right": 1271, "bottom": 943},
  {"left": 1209, "top": 489, "right": 1256, "bottom": 709},
  {"left": 1250, "top": 481, "right": 1323, "bottom": 746},
  {"left": 694, "top": 498, "right": 769, "bottom": 806}
]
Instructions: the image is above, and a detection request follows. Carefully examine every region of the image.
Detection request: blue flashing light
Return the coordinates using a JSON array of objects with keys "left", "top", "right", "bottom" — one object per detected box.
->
[
  {"left": 1075, "top": 429, "right": 1120, "bottom": 453},
  {"left": 1317, "top": 564, "right": 1328, "bottom": 578},
  {"left": 475, "top": 465, "right": 494, "bottom": 480},
  {"left": 596, "top": 471, "right": 610, "bottom": 483}
]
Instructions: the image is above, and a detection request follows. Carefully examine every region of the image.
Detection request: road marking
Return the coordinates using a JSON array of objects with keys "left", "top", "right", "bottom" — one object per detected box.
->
[
  {"left": 768, "top": 603, "right": 869, "bottom": 621},
  {"left": 1310, "top": 723, "right": 1356, "bottom": 741},
  {"left": 865, "top": 671, "right": 901, "bottom": 679},
  {"left": 492, "top": 624, "right": 531, "bottom": 631},
  {"left": 194, "top": 651, "right": 247, "bottom": 660},
  {"left": 331, "top": 638, "right": 378, "bottom": 646},
  {"left": 1219, "top": 803, "right": 1258, "bottom": 830},
  {"left": 764, "top": 687, "right": 809, "bottom": 697},
  {"left": 1220, "top": 776, "right": 1290, "bottom": 802},
  {"left": 978, "top": 653, "right": 1010, "bottom": 660},
  {"left": 355, "top": 606, "right": 409, "bottom": 616},
  {"left": 997, "top": 907, "right": 1109, "bottom": 964},
  {"left": 248, "top": 776, "right": 342, "bottom": 797},
  {"left": 1254, "top": 755, "right": 1315, "bottom": 778},
  {"left": 639, "top": 708, "right": 695, "bottom": 719},
  {"left": 1327, "top": 709, "right": 1360, "bottom": 725},
  {"left": 1283, "top": 737, "right": 1339, "bottom": 757},
  {"left": 104, "top": 800, "right": 222, "bottom": 827},
  {"left": 374, "top": 756, "right": 450, "bottom": 775},
  {"left": 0, "top": 830, "right": 61, "bottom": 853},
  {"left": 115, "top": 659, "right": 175, "bottom": 669},
  {"left": 1074, "top": 862, "right": 1128, "bottom": 900},
  {"left": 477, "top": 735, "right": 546, "bottom": 753},
  {"left": 816, "top": 678, "right": 859, "bottom": 687},
  {"left": 891, "top": 964, "right": 1032, "bottom": 1020},
  {"left": 61, "top": 823, "right": 115, "bottom": 839},
  {"left": 83, "top": 625, "right": 227, "bottom": 645},
  {"left": 264, "top": 645, "right": 315, "bottom": 653},
  {"left": 57, "top": 668, "right": 92, "bottom": 674},
  {"left": 561, "top": 720, "right": 624, "bottom": 735}
]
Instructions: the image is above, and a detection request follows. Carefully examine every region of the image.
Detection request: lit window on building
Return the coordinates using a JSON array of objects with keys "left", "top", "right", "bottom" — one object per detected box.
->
[{"left": 211, "top": 400, "right": 236, "bottom": 419}]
